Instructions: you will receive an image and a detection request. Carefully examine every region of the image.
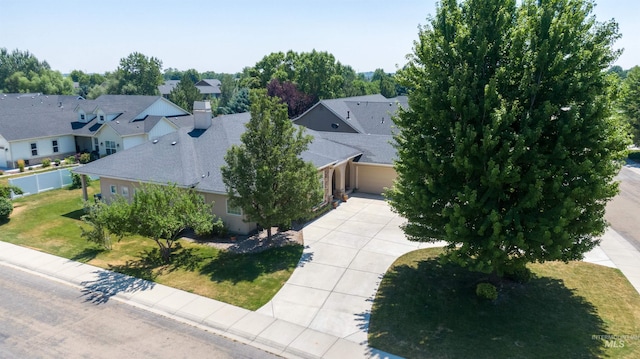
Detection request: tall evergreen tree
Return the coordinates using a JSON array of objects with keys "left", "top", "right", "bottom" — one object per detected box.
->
[
  {"left": 388, "top": 0, "right": 628, "bottom": 277},
  {"left": 169, "top": 76, "right": 201, "bottom": 112},
  {"left": 222, "top": 90, "right": 323, "bottom": 241}
]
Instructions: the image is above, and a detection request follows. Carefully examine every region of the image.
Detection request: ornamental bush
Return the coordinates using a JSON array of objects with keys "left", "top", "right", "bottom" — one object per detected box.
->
[
  {"left": 476, "top": 282, "right": 498, "bottom": 301},
  {"left": 0, "top": 197, "right": 13, "bottom": 220}
]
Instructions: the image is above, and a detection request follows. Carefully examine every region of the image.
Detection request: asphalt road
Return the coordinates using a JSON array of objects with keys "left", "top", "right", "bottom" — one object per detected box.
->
[
  {"left": 606, "top": 164, "right": 640, "bottom": 251},
  {"left": 0, "top": 264, "right": 281, "bottom": 359}
]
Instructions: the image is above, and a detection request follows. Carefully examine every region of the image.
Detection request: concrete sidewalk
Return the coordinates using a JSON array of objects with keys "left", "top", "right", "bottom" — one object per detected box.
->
[
  {"left": 1, "top": 194, "right": 639, "bottom": 359},
  {"left": 0, "top": 240, "right": 393, "bottom": 359}
]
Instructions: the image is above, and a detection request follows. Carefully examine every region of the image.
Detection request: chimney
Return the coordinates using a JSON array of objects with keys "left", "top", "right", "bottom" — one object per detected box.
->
[{"left": 193, "top": 101, "right": 212, "bottom": 130}]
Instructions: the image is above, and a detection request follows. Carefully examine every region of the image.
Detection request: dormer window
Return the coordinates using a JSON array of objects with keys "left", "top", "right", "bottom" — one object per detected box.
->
[
  {"left": 99, "top": 115, "right": 105, "bottom": 122},
  {"left": 80, "top": 114, "right": 85, "bottom": 120}
]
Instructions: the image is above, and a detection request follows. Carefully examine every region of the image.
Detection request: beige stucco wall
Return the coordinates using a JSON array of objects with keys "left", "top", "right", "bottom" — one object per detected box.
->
[
  {"left": 202, "top": 192, "right": 256, "bottom": 235},
  {"left": 98, "top": 177, "right": 257, "bottom": 235},
  {"left": 355, "top": 163, "right": 397, "bottom": 195}
]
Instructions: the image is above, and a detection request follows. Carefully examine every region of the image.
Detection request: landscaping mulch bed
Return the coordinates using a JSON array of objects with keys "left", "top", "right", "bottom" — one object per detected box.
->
[{"left": 183, "top": 227, "right": 304, "bottom": 254}]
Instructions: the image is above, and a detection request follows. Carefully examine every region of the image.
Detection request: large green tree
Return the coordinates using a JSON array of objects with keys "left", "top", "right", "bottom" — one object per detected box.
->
[
  {"left": 388, "top": 0, "right": 628, "bottom": 277},
  {"left": 0, "top": 48, "right": 74, "bottom": 94},
  {"left": 108, "top": 52, "right": 163, "bottom": 95},
  {"left": 221, "top": 90, "right": 323, "bottom": 241},
  {"left": 620, "top": 66, "right": 640, "bottom": 145}
]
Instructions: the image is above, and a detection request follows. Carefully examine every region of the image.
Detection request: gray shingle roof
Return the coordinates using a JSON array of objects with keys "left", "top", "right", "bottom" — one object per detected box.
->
[
  {"left": 159, "top": 79, "right": 222, "bottom": 96},
  {"left": 294, "top": 94, "right": 408, "bottom": 136},
  {"left": 158, "top": 80, "right": 180, "bottom": 96},
  {"left": 0, "top": 93, "right": 189, "bottom": 141},
  {"left": 0, "top": 93, "right": 86, "bottom": 141},
  {"left": 314, "top": 132, "right": 395, "bottom": 165},
  {"left": 74, "top": 112, "right": 362, "bottom": 194}
]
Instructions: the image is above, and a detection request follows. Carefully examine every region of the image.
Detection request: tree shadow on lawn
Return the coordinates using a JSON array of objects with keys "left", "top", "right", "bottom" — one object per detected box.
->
[
  {"left": 199, "top": 244, "right": 303, "bottom": 284},
  {"left": 80, "top": 245, "right": 207, "bottom": 304},
  {"left": 61, "top": 208, "right": 85, "bottom": 221},
  {"left": 369, "top": 258, "right": 607, "bottom": 359},
  {"left": 70, "top": 246, "right": 104, "bottom": 263}
]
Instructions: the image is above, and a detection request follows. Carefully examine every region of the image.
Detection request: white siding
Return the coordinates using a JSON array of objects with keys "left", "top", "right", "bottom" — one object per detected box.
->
[
  {"left": 136, "top": 98, "right": 187, "bottom": 119},
  {"left": 10, "top": 135, "right": 76, "bottom": 162},
  {"left": 0, "top": 134, "right": 8, "bottom": 168},
  {"left": 95, "top": 126, "right": 122, "bottom": 156},
  {"left": 122, "top": 135, "right": 146, "bottom": 149},
  {"left": 148, "top": 118, "right": 178, "bottom": 140}
]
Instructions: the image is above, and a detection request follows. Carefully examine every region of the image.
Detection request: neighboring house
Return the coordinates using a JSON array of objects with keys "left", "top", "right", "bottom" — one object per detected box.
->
[
  {"left": 292, "top": 94, "right": 408, "bottom": 135},
  {"left": 292, "top": 94, "right": 408, "bottom": 194},
  {"left": 0, "top": 93, "right": 191, "bottom": 169},
  {"left": 73, "top": 102, "right": 363, "bottom": 234},
  {"left": 195, "top": 79, "right": 222, "bottom": 99},
  {"left": 158, "top": 79, "right": 222, "bottom": 99}
]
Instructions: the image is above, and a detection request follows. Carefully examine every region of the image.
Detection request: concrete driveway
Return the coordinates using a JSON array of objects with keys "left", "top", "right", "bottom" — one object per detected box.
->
[{"left": 257, "top": 193, "right": 443, "bottom": 344}]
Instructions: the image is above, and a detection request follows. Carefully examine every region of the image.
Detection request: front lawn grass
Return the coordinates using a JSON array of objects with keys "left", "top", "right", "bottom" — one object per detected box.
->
[
  {"left": 369, "top": 248, "right": 640, "bottom": 358},
  {"left": 1, "top": 183, "right": 301, "bottom": 310}
]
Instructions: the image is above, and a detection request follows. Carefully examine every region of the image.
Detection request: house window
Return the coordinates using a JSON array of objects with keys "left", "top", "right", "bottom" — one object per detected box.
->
[
  {"left": 30, "top": 143, "right": 38, "bottom": 156},
  {"left": 226, "top": 199, "right": 242, "bottom": 216},
  {"left": 52, "top": 140, "right": 59, "bottom": 153},
  {"left": 121, "top": 186, "right": 129, "bottom": 197},
  {"left": 110, "top": 185, "right": 117, "bottom": 195},
  {"left": 105, "top": 141, "right": 117, "bottom": 155},
  {"left": 99, "top": 115, "right": 105, "bottom": 122},
  {"left": 94, "top": 138, "right": 99, "bottom": 152},
  {"left": 80, "top": 114, "right": 85, "bottom": 121}
]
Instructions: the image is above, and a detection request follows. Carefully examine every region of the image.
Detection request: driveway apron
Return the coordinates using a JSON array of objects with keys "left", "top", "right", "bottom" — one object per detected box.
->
[{"left": 256, "top": 193, "right": 443, "bottom": 344}]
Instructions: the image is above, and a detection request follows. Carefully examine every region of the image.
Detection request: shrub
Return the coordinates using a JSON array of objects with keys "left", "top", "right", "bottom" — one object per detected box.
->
[
  {"left": 0, "top": 185, "right": 23, "bottom": 199},
  {"left": 65, "top": 156, "right": 76, "bottom": 164},
  {"left": 628, "top": 150, "right": 640, "bottom": 162},
  {"left": 476, "top": 282, "right": 498, "bottom": 301},
  {"left": 17, "top": 159, "right": 25, "bottom": 172},
  {"left": 54, "top": 159, "right": 61, "bottom": 166},
  {"left": 0, "top": 170, "right": 3, "bottom": 176},
  {"left": 70, "top": 173, "right": 91, "bottom": 189},
  {"left": 42, "top": 158, "right": 51, "bottom": 168},
  {"left": 0, "top": 197, "right": 13, "bottom": 220},
  {"left": 504, "top": 264, "right": 533, "bottom": 283},
  {"left": 79, "top": 153, "right": 91, "bottom": 164}
]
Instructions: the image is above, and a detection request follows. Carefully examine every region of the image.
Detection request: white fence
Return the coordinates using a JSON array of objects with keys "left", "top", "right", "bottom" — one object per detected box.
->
[{"left": 9, "top": 168, "right": 77, "bottom": 199}]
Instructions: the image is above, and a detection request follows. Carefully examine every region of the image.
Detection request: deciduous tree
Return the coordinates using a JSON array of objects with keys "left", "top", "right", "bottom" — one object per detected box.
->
[
  {"left": 81, "top": 183, "right": 221, "bottom": 262},
  {"left": 222, "top": 90, "right": 323, "bottom": 241},
  {"left": 620, "top": 66, "right": 640, "bottom": 145},
  {"left": 108, "top": 52, "right": 163, "bottom": 95},
  {"left": 388, "top": 0, "right": 628, "bottom": 278}
]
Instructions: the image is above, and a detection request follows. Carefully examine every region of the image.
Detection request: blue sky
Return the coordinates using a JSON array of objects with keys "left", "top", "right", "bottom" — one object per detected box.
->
[{"left": 1, "top": 0, "right": 637, "bottom": 74}]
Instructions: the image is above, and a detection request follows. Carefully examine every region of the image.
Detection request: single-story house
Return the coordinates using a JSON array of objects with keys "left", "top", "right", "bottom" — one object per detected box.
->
[
  {"left": 74, "top": 94, "right": 404, "bottom": 234},
  {"left": 292, "top": 94, "right": 406, "bottom": 194},
  {"left": 74, "top": 101, "right": 365, "bottom": 234},
  {"left": 0, "top": 93, "right": 192, "bottom": 169}
]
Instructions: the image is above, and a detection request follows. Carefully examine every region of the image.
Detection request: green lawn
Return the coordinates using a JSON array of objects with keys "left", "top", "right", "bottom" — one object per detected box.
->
[
  {"left": 1, "top": 183, "right": 301, "bottom": 310},
  {"left": 369, "top": 248, "right": 640, "bottom": 359}
]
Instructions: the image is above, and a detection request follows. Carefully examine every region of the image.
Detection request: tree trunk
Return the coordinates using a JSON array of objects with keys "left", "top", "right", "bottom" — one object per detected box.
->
[
  {"left": 155, "top": 238, "right": 172, "bottom": 263},
  {"left": 266, "top": 227, "right": 272, "bottom": 242}
]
